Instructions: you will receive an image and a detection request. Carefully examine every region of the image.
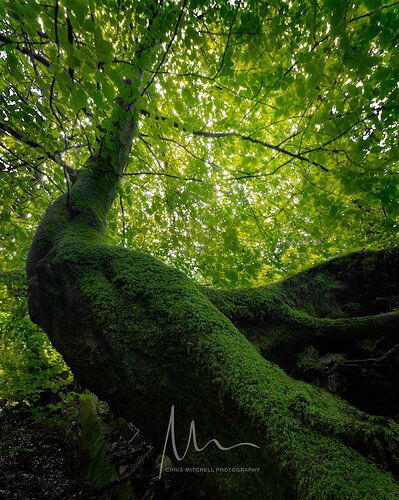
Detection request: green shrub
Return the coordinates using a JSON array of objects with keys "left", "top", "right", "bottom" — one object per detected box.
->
[{"left": 0, "top": 270, "right": 72, "bottom": 406}]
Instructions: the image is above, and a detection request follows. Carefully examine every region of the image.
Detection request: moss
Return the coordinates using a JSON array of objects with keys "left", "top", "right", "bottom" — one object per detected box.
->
[
  {"left": 36, "top": 243, "right": 399, "bottom": 498},
  {"left": 203, "top": 261, "right": 399, "bottom": 367},
  {"left": 296, "top": 346, "right": 327, "bottom": 376},
  {"left": 61, "top": 395, "right": 138, "bottom": 499},
  {"left": 62, "top": 394, "right": 117, "bottom": 488},
  {"left": 341, "top": 302, "right": 364, "bottom": 316},
  {"left": 77, "top": 395, "right": 116, "bottom": 487},
  {"left": 27, "top": 154, "right": 399, "bottom": 499}
]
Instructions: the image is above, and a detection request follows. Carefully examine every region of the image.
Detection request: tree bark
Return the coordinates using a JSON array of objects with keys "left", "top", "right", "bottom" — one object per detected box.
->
[{"left": 26, "top": 106, "right": 399, "bottom": 498}]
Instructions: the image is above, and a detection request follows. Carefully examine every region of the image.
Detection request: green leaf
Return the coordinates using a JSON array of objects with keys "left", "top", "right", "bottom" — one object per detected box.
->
[
  {"left": 66, "top": 54, "right": 82, "bottom": 69},
  {"left": 71, "top": 88, "right": 87, "bottom": 110},
  {"left": 364, "top": 0, "right": 381, "bottom": 8},
  {"left": 6, "top": 51, "right": 19, "bottom": 70},
  {"left": 17, "top": 3, "right": 36, "bottom": 19},
  {"left": 102, "top": 81, "right": 115, "bottom": 101},
  {"left": 98, "top": 40, "right": 114, "bottom": 62}
]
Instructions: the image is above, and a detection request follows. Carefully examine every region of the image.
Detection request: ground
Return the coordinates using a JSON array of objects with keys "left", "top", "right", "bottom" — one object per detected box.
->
[{"left": 0, "top": 400, "right": 191, "bottom": 500}]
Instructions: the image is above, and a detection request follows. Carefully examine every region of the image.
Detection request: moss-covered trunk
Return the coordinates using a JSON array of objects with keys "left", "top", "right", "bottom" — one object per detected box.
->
[{"left": 26, "top": 100, "right": 399, "bottom": 497}]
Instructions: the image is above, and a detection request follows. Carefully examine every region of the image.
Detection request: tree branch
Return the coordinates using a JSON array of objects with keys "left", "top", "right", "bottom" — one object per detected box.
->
[
  {"left": 139, "top": 109, "right": 330, "bottom": 173},
  {"left": 0, "top": 121, "right": 77, "bottom": 180},
  {"left": 0, "top": 34, "right": 51, "bottom": 68},
  {"left": 138, "top": 0, "right": 188, "bottom": 99},
  {"left": 213, "top": 0, "right": 241, "bottom": 78},
  {"left": 193, "top": 130, "right": 330, "bottom": 173},
  {"left": 123, "top": 171, "right": 204, "bottom": 182}
]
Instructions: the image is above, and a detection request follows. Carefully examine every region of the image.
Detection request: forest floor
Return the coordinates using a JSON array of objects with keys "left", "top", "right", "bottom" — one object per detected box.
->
[
  {"left": 0, "top": 406, "right": 99, "bottom": 499},
  {"left": 0, "top": 403, "right": 193, "bottom": 500},
  {"left": 0, "top": 405, "right": 130, "bottom": 499}
]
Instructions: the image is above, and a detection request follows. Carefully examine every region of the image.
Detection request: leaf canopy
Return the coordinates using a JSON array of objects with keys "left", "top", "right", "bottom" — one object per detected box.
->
[{"left": 1, "top": 0, "right": 399, "bottom": 286}]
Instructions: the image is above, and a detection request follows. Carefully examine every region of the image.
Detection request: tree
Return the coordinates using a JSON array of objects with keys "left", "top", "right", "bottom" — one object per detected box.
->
[{"left": 1, "top": 0, "right": 399, "bottom": 497}]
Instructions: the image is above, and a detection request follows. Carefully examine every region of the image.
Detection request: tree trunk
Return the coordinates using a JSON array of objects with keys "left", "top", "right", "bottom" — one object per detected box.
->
[{"left": 26, "top": 109, "right": 399, "bottom": 497}]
